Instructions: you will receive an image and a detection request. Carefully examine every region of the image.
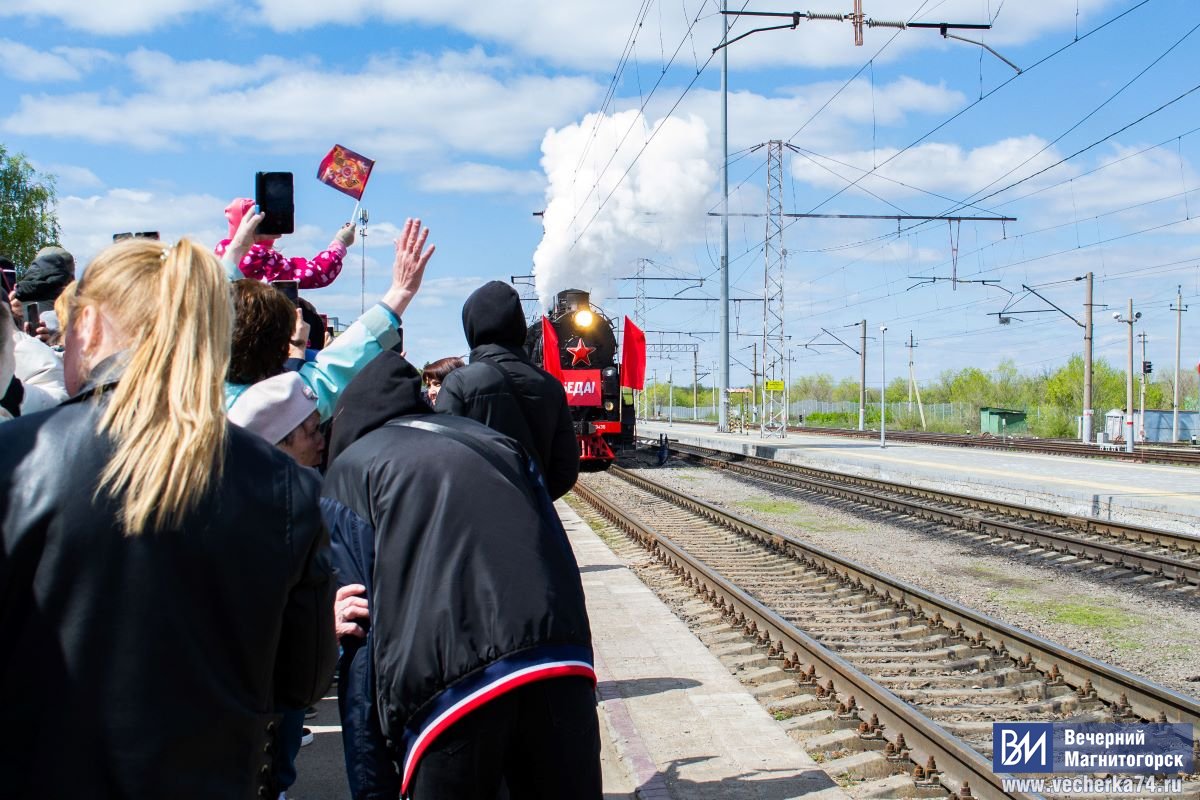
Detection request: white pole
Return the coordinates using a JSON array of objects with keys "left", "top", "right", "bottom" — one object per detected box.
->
[
  {"left": 1125, "top": 299, "right": 1135, "bottom": 454},
  {"left": 1139, "top": 332, "right": 1147, "bottom": 443},
  {"left": 1174, "top": 286, "right": 1184, "bottom": 441},
  {"left": 718, "top": 0, "right": 730, "bottom": 432},
  {"left": 880, "top": 326, "right": 888, "bottom": 448}
]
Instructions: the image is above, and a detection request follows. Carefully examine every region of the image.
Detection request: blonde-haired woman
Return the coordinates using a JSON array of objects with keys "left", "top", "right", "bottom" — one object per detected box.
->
[{"left": 0, "top": 238, "right": 337, "bottom": 799}]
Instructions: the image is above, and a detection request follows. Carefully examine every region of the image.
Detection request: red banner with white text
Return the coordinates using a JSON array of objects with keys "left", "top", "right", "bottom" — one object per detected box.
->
[{"left": 563, "top": 370, "right": 602, "bottom": 406}]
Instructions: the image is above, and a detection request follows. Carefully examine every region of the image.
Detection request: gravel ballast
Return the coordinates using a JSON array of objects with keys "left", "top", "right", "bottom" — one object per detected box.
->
[{"left": 619, "top": 455, "right": 1200, "bottom": 699}]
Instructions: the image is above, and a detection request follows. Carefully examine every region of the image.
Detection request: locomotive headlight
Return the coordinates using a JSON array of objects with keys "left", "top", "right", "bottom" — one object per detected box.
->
[
  {"left": 573, "top": 309, "right": 595, "bottom": 328},
  {"left": 604, "top": 401, "right": 615, "bottom": 411}
]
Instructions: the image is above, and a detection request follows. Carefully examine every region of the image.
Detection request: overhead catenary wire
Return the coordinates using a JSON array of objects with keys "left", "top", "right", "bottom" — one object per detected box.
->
[
  {"left": 797, "top": 0, "right": 1154, "bottom": 216},
  {"left": 564, "top": 0, "right": 737, "bottom": 246}
]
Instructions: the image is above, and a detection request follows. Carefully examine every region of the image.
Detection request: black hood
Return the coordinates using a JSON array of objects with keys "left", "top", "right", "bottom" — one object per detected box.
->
[
  {"left": 461, "top": 281, "right": 527, "bottom": 349},
  {"left": 15, "top": 247, "right": 75, "bottom": 303},
  {"left": 328, "top": 351, "right": 429, "bottom": 464}
]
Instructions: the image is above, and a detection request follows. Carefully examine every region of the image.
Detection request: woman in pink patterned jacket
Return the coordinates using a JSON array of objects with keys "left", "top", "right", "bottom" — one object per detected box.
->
[{"left": 215, "top": 197, "right": 355, "bottom": 289}]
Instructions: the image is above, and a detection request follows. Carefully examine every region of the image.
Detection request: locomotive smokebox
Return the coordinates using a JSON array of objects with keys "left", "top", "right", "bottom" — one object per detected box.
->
[{"left": 554, "top": 289, "right": 591, "bottom": 316}]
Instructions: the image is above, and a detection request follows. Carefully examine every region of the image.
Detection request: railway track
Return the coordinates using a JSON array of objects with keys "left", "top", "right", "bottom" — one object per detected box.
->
[
  {"left": 648, "top": 419, "right": 1200, "bottom": 466},
  {"left": 655, "top": 440, "right": 1200, "bottom": 594},
  {"left": 575, "top": 467, "right": 1200, "bottom": 800}
]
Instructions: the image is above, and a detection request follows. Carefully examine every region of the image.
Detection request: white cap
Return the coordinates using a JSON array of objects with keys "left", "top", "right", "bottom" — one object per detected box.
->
[{"left": 228, "top": 372, "right": 318, "bottom": 444}]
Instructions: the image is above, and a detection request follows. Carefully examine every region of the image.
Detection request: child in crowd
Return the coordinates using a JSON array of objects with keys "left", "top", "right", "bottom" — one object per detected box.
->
[{"left": 214, "top": 197, "right": 354, "bottom": 289}]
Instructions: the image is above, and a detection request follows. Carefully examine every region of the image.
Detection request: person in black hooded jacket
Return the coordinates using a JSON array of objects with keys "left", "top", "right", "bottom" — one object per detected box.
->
[
  {"left": 13, "top": 246, "right": 75, "bottom": 304},
  {"left": 435, "top": 280, "right": 579, "bottom": 499},
  {"left": 322, "top": 350, "right": 600, "bottom": 800}
]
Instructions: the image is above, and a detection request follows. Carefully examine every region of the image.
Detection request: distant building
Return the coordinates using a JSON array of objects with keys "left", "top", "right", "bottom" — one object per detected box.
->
[{"left": 1101, "top": 409, "right": 1198, "bottom": 443}]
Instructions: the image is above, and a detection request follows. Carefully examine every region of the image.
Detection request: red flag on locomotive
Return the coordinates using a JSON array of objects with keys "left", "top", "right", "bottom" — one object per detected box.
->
[
  {"left": 317, "top": 144, "right": 375, "bottom": 200},
  {"left": 541, "top": 316, "right": 564, "bottom": 381},
  {"left": 620, "top": 317, "right": 646, "bottom": 390}
]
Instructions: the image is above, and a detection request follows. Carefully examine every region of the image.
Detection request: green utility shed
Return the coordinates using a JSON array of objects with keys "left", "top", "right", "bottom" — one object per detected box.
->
[{"left": 979, "top": 407, "right": 1027, "bottom": 434}]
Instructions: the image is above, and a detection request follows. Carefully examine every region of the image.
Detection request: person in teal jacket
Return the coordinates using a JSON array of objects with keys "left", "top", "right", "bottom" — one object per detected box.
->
[{"left": 223, "top": 213, "right": 435, "bottom": 421}]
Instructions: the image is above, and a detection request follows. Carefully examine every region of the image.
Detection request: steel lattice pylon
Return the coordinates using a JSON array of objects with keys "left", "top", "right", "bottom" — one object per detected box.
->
[{"left": 761, "top": 140, "right": 787, "bottom": 438}]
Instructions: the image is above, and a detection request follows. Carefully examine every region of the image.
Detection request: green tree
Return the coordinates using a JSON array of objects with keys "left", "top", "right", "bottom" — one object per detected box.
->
[{"left": 0, "top": 145, "right": 59, "bottom": 272}]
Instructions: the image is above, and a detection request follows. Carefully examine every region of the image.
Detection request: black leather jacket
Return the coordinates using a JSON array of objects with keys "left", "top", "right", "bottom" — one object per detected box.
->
[{"left": 0, "top": 379, "right": 337, "bottom": 799}]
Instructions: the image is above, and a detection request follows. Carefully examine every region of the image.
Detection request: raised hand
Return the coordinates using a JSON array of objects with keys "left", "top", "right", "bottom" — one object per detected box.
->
[
  {"left": 381, "top": 218, "right": 435, "bottom": 318},
  {"left": 228, "top": 206, "right": 266, "bottom": 264}
]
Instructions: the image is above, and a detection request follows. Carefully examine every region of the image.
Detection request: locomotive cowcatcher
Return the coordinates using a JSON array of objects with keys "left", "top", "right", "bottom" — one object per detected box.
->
[{"left": 526, "top": 289, "right": 638, "bottom": 468}]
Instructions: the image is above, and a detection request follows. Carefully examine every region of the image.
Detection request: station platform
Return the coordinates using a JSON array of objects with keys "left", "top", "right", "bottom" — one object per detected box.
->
[
  {"left": 639, "top": 420, "right": 1200, "bottom": 534},
  {"left": 560, "top": 501, "right": 847, "bottom": 800},
  {"left": 291, "top": 501, "right": 844, "bottom": 799}
]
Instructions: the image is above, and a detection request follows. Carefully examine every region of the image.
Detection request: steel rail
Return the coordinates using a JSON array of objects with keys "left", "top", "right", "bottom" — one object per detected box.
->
[
  {"left": 662, "top": 441, "right": 1200, "bottom": 589},
  {"left": 573, "top": 477, "right": 1041, "bottom": 800},
  {"left": 651, "top": 419, "right": 1200, "bottom": 465},
  {"left": 599, "top": 464, "right": 1200, "bottom": 733}
]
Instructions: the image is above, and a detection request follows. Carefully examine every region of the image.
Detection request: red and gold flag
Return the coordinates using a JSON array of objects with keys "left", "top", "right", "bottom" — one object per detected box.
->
[{"left": 317, "top": 144, "right": 375, "bottom": 200}]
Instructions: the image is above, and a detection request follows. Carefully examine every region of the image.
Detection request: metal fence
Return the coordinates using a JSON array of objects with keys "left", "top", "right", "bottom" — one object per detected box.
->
[{"left": 647, "top": 401, "right": 971, "bottom": 423}]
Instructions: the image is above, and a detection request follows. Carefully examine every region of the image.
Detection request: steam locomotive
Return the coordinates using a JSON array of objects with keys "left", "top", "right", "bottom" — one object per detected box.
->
[{"left": 526, "top": 289, "right": 637, "bottom": 467}]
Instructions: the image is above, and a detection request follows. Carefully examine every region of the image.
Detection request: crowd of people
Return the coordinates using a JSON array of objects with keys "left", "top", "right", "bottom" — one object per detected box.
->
[{"left": 0, "top": 202, "right": 597, "bottom": 800}]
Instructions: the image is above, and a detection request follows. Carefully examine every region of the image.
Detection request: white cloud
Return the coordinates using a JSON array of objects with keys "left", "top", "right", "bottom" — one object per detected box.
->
[
  {"left": 40, "top": 163, "right": 104, "bottom": 190},
  {"left": 0, "top": 39, "right": 113, "bottom": 81},
  {"left": 789, "top": 136, "right": 1067, "bottom": 206},
  {"left": 0, "top": 0, "right": 219, "bottom": 35},
  {"left": 251, "top": 0, "right": 1122, "bottom": 71},
  {"left": 652, "top": 77, "right": 965, "bottom": 155},
  {"left": 56, "top": 188, "right": 227, "bottom": 266},
  {"left": 419, "top": 163, "right": 544, "bottom": 195},
  {"left": 4, "top": 49, "right": 602, "bottom": 160},
  {"left": 533, "top": 110, "right": 716, "bottom": 306},
  {"left": 0, "top": 0, "right": 1123, "bottom": 67},
  {"left": 123, "top": 49, "right": 295, "bottom": 96},
  {"left": 1036, "top": 144, "right": 1200, "bottom": 220}
]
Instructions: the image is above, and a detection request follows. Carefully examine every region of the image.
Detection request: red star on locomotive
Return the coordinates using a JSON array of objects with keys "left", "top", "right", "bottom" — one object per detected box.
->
[{"left": 566, "top": 338, "right": 595, "bottom": 366}]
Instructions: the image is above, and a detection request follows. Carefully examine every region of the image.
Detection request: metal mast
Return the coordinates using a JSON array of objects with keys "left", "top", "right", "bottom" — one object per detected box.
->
[
  {"left": 635, "top": 257, "right": 647, "bottom": 420},
  {"left": 761, "top": 139, "right": 787, "bottom": 438}
]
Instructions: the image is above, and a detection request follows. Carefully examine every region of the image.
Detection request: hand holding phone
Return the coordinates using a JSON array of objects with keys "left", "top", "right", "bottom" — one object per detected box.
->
[
  {"left": 255, "top": 171, "right": 295, "bottom": 236},
  {"left": 271, "top": 280, "right": 299, "bottom": 306},
  {"left": 22, "top": 302, "right": 40, "bottom": 333}
]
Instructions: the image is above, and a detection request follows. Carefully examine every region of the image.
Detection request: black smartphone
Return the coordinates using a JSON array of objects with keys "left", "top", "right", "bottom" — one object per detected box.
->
[
  {"left": 22, "top": 302, "right": 40, "bottom": 330},
  {"left": 272, "top": 280, "right": 299, "bottom": 306},
  {"left": 0, "top": 269, "right": 15, "bottom": 294},
  {"left": 255, "top": 171, "right": 295, "bottom": 236},
  {"left": 113, "top": 231, "right": 160, "bottom": 242}
]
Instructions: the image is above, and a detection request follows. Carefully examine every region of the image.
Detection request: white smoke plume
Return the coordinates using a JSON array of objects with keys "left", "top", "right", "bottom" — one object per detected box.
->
[{"left": 532, "top": 109, "right": 715, "bottom": 309}]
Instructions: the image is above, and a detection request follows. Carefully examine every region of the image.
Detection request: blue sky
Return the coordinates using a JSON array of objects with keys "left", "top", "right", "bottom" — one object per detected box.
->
[{"left": 2, "top": 0, "right": 1198, "bottom": 395}]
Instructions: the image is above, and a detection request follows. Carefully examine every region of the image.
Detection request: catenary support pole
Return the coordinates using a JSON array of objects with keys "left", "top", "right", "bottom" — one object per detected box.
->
[
  {"left": 906, "top": 331, "right": 915, "bottom": 413},
  {"left": 718, "top": 0, "right": 730, "bottom": 432},
  {"left": 1083, "top": 271, "right": 1093, "bottom": 444},
  {"left": 693, "top": 349, "right": 698, "bottom": 421},
  {"left": 1126, "top": 299, "right": 1135, "bottom": 454},
  {"left": 1173, "top": 286, "right": 1186, "bottom": 441},
  {"left": 859, "top": 320, "right": 867, "bottom": 431},
  {"left": 1139, "top": 331, "right": 1148, "bottom": 442},
  {"left": 880, "top": 326, "right": 887, "bottom": 448}
]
